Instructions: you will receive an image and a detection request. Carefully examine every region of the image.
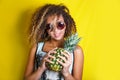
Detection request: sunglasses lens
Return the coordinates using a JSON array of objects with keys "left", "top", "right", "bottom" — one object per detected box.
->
[
  {"left": 46, "top": 22, "right": 65, "bottom": 31},
  {"left": 57, "top": 22, "right": 65, "bottom": 30}
]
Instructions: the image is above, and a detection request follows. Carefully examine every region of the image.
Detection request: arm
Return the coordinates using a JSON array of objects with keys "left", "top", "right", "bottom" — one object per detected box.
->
[
  {"left": 24, "top": 44, "right": 45, "bottom": 80},
  {"left": 59, "top": 45, "right": 84, "bottom": 80},
  {"left": 72, "top": 45, "right": 84, "bottom": 80}
]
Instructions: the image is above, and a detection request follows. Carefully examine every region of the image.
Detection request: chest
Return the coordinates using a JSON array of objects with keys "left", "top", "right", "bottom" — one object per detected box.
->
[{"left": 42, "top": 42, "right": 64, "bottom": 53}]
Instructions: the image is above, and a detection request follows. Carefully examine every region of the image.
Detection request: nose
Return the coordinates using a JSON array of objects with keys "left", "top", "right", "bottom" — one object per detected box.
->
[{"left": 52, "top": 26, "right": 59, "bottom": 33}]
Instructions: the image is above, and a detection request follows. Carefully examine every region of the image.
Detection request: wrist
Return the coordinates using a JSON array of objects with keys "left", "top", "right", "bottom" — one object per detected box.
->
[
  {"left": 37, "top": 67, "right": 45, "bottom": 73},
  {"left": 63, "top": 72, "right": 70, "bottom": 77}
]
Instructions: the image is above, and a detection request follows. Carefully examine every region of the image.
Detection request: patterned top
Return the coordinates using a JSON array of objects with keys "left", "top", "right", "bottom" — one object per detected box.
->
[{"left": 34, "top": 42, "right": 74, "bottom": 80}]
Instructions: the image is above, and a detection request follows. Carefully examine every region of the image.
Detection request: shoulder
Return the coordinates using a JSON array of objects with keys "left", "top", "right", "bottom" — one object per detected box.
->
[
  {"left": 24, "top": 44, "right": 37, "bottom": 77},
  {"left": 72, "top": 45, "right": 84, "bottom": 79},
  {"left": 73, "top": 45, "right": 84, "bottom": 59},
  {"left": 29, "top": 43, "right": 37, "bottom": 56},
  {"left": 27, "top": 44, "right": 37, "bottom": 65},
  {"left": 31, "top": 43, "right": 37, "bottom": 51},
  {"left": 74, "top": 45, "right": 84, "bottom": 54}
]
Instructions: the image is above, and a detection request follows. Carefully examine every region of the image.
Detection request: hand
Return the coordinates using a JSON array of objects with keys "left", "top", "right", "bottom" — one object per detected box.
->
[
  {"left": 57, "top": 50, "right": 72, "bottom": 77},
  {"left": 39, "top": 48, "right": 57, "bottom": 71}
]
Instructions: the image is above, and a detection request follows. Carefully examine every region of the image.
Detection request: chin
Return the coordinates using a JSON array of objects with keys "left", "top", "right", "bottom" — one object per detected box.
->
[
  {"left": 53, "top": 36, "right": 63, "bottom": 41},
  {"left": 54, "top": 38, "right": 62, "bottom": 41}
]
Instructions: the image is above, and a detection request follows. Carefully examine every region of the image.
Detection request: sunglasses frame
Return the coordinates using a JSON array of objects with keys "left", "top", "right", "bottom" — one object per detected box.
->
[{"left": 46, "top": 21, "right": 65, "bottom": 32}]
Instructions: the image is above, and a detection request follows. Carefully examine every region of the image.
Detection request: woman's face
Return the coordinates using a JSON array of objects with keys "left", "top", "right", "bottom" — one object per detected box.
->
[{"left": 46, "top": 15, "right": 66, "bottom": 41}]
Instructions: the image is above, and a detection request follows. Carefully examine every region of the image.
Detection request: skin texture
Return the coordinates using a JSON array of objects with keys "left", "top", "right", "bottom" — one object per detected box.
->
[{"left": 24, "top": 15, "right": 84, "bottom": 80}]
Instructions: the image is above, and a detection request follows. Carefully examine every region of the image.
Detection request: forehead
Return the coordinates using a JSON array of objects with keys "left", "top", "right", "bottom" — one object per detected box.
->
[{"left": 46, "top": 15, "right": 64, "bottom": 23}]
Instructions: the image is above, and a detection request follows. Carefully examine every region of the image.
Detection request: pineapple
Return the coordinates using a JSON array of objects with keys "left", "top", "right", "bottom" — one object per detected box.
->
[{"left": 46, "top": 33, "right": 81, "bottom": 71}]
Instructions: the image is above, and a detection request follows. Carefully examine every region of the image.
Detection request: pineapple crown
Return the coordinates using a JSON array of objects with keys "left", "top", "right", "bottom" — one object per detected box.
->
[{"left": 64, "top": 33, "right": 81, "bottom": 53}]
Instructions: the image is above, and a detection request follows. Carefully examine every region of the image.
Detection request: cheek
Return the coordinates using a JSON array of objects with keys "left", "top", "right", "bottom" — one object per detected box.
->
[
  {"left": 62, "top": 29, "right": 66, "bottom": 34},
  {"left": 47, "top": 31, "right": 54, "bottom": 37},
  {"left": 62, "top": 28, "right": 66, "bottom": 34},
  {"left": 59, "top": 29, "right": 66, "bottom": 37},
  {"left": 47, "top": 31, "right": 51, "bottom": 36},
  {"left": 47, "top": 27, "right": 66, "bottom": 37}
]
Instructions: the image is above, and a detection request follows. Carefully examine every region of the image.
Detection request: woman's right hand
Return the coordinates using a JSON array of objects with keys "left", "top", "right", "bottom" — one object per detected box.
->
[{"left": 39, "top": 48, "right": 57, "bottom": 71}]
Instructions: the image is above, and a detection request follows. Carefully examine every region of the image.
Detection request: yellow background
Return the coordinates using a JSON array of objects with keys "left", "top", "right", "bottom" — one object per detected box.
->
[{"left": 0, "top": 0, "right": 120, "bottom": 80}]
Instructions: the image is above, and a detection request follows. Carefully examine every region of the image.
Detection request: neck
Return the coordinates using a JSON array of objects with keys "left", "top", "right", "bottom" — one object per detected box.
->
[{"left": 48, "top": 39, "right": 64, "bottom": 48}]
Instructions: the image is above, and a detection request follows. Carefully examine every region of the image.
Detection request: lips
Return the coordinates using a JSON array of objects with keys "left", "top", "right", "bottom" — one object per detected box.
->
[
  {"left": 54, "top": 34, "right": 60, "bottom": 37},
  {"left": 54, "top": 33, "right": 60, "bottom": 38}
]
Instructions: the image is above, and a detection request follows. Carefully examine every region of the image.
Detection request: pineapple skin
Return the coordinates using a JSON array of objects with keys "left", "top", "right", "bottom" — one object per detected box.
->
[{"left": 46, "top": 48, "right": 66, "bottom": 71}]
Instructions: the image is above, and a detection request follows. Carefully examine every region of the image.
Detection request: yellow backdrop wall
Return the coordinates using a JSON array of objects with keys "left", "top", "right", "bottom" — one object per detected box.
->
[{"left": 0, "top": 0, "right": 120, "bottom": 80}]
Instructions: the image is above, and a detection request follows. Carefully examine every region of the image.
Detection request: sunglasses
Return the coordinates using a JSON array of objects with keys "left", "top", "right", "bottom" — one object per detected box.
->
[{"left": 46, "top": 21, "right": 65, "bottom": 31}]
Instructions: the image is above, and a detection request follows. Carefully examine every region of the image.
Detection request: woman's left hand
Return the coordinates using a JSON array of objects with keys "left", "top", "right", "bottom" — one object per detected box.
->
[{"left": 57, "top": 50, "right": 72, "bottom": 77}]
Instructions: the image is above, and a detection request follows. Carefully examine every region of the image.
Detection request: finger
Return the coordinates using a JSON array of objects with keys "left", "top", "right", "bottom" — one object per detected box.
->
[
  {"left": 45, "top": 58, "right": 54, "bottom": 64},
  {"left": 57, "top": 59, "right": 65, "bottom": 66},
  {"left": 61, "top": 52, "right": 72, "bottom": 64},
  {"left": 58, "top": 55, "right": 67, "bottom": 63},
  {"left": 67, "top": 60, "right": 72, "bottom": 65},
  {"left": 44, "top": 54, "right": 55, "bottom": 62},
  {"left": 69, "top": 53, "right": 72, "bottom": 60},
  {"left": 64, "top": 50, "right": 70, "bottom": 55},
  {"left": 58, "top": 57, "right": 72, "bottom": 65},
  {"left": 48, "top": 48, "right": 57, "bottom": 55},
  {"left": 49, "top": 51, "right": 56, "bottom": 55},
  {"left": 64, "top": 51, "right": 72, "bottom": 59},
  {"left": 61, "top": 52, "right": 69, "bottom": 60},
  {"left": 51, "top": 47, "right": 58, "bottom": 51},
  {"left": 47, "top": 54, "right": 55, "bottom": 59}
]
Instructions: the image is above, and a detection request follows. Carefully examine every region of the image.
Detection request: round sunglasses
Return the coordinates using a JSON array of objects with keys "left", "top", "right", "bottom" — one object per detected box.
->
[{"left": 46, "top": 21, "right": 65, "bottom": 31}]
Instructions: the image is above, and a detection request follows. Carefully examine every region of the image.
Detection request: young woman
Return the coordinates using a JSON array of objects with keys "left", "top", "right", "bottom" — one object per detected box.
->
[{"left": 24, "top": 4, "right": 84, "bottom": 80}]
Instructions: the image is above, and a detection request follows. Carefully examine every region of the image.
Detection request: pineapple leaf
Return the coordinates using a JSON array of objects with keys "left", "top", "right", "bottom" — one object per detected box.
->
[{"left": 64, "top": 33, "right": 81, "bottom": 53}]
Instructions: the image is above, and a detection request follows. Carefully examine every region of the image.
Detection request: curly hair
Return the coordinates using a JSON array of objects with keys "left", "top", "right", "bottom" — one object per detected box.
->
[{"left": 29, "top": 4, "right": 76, "bottom": 44}]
